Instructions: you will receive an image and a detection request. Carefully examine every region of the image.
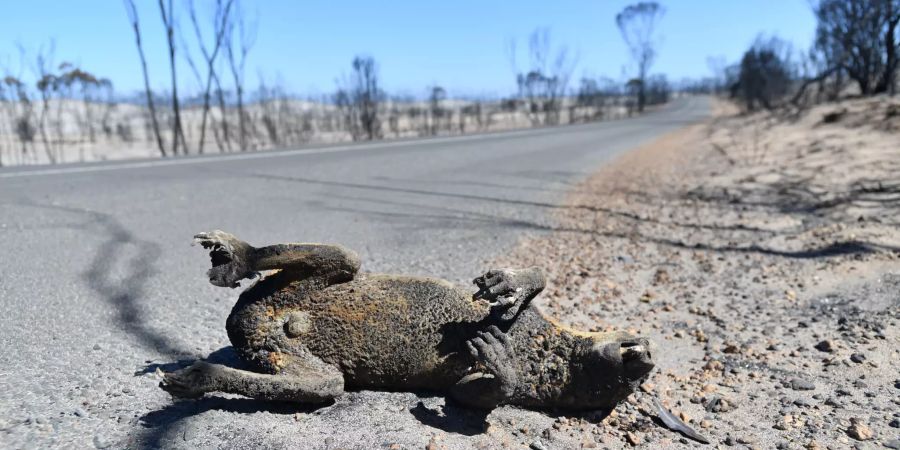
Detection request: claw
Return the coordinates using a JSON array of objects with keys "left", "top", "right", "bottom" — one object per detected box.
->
[
  {"left": 192, "top": 230, "right": 254, "bottom": 288},
  {"left": 159, "top": 362, "right": 217, "bottom": 399}
]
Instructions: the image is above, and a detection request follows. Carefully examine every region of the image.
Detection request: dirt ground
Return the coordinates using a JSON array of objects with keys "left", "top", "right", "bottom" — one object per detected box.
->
[{"left": 489, "top": 97, "right": 900, "bottom": 449}]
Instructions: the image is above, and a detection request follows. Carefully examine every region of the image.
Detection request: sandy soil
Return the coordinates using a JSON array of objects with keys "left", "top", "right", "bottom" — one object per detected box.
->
[{"left": 488, "top": 97, "right": 900, "bottom": 449}]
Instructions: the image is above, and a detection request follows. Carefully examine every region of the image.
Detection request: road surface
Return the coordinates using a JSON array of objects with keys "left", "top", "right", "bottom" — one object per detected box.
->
[{"left": 0, "top": 96, "right": 708, "bottom": 449}]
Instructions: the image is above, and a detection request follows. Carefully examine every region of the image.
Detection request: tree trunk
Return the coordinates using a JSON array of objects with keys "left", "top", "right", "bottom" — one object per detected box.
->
[
  {"left": 237, "top": 86, "right": 246, "bottom": 150},
  {"left": 126, "top": 1, "right": 166, "bottom": 157},
  {"left": 160, "top": 0, "right": 186, "bottom": 155},
  {"left": 876, "top": 14, "right": 899, "bottom": 95},
  {"left": 37, "top": 92, "right": 56, "bottom": 163},
  {"left": 212, "top": 72, "right": 231, "bottom": 152}
]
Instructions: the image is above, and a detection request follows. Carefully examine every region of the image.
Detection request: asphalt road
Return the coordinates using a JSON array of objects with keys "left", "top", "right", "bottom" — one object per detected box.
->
[{"left": 0, "top": 96, "right": 709, "bottom": 449}]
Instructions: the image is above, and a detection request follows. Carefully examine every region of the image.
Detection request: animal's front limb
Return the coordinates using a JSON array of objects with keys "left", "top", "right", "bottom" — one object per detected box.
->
[
  {"left": 161, "top": 354, "right": 344, "bottom": 404},
  {"left": 193, "top": 230, "right": 360, "bottom": 288},
  {"left": 473, "top": 267, "right": 545, "bottom": 321},
  {"left": 449, "top": 326, "right": 518, "bottom": 409}
]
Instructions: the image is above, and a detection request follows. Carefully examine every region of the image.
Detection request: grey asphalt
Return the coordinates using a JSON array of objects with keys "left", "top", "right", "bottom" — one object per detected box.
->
[{"left": 0, "top": 96, "right": 708, "bottom": 449}]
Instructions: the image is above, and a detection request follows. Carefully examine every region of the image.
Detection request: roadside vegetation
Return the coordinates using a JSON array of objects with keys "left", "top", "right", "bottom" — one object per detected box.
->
[
  {"left": 4, "top": 1, "right": 895, "bottom": 166},
  {"left": 0, "top": 1, "right": 676, "bottom": 166},
  {"left": 719, "top": 0, "right": 900, "bottom": 114}
]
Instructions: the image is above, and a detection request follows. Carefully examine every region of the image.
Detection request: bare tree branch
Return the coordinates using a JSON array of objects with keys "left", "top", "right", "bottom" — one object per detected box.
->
[
  {"left": 616, "top": 2, "right": 665, "bottom": 112},
  {"left": 158, "top": 0, "right": 188, "bottom": 154},
  {"left": 187, "top": 0, "right": 234, "bottom": 153},
  {"left": 124, "top": 0, "right": 166, "bottom": 157}
]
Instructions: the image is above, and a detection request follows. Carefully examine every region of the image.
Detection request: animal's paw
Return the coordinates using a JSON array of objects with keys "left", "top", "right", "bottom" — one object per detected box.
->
[
  {"left": 159, "top": 362, "right": 219, "bottom": 399},
  {"left": 473, "top": 268, "right": 543, "bottom": 320},
  {"left": 473, "top": 269, "right": 519, "bottom": 305},
  {"left": 466, "top": 326, "right": 518, "bottom": 394},
  {"left": 193, "top": 230, "right": 255, "bottom": 288}
]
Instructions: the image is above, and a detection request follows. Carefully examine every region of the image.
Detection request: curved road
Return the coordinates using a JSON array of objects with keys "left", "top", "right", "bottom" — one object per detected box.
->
[{"left": 0, "top": 96, "right": 708, "bottom": 449}]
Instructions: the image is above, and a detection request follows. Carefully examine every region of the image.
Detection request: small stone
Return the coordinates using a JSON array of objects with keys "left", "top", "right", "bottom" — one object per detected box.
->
[
  {"left": 846, "top": 422, "right": 873, "bottom": 441},
  {"left": 388, "top": 444, "right": 401, "bottom": 450},
  {"left": 625, "top": 432, "right": 641, "bottom": 446},
  {"left": 693, "top": 329, "right": 708, "bottom": 343},
  {"left": 849, "top": 353, "right": 866, "bottom": 364},
  {"left": 615, "top": 255, "right": 634, "bottom": 264},
  {"left": 705, "top": 396, "right": 732, "bottom": 413},
  {"left": 883, "top": 439, "right": 900, "bottom": 449},
  {"left": 793, "top": 398, "right": 814, "bottom": 408},
  {"left": 722, "top": 343, "right": 741, "bottom": 354},
  {"left": 814, "top": 340, "right": 834, "bottom": 352},
  {"left": 652, "top": 268, "right": 670, "bottom": 285},
  {"left": 790, "top": 378, "right": 815, "bottom": 391},
  {"left": 774, "top": 415, "right": 793, "bottom": 430},
  {"left": 529, "top": 441, "right": 547, "bottom": 450},
  {"left": 889, "top": 418, "right": 899, "bottom": 428},
  {"left": 805, "top": 440, "right": 823, "bottom": 450}
]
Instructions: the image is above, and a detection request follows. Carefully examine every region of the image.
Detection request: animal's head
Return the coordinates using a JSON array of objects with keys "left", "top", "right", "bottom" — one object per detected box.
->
[{"left": 573, "top": 331, "right": 655, "bottom": 409}]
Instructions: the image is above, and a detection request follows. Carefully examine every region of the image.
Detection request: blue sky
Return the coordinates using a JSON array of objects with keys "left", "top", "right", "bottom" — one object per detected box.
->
[{"left": 0, "top": 0, "right": 816, "bottom": 99}]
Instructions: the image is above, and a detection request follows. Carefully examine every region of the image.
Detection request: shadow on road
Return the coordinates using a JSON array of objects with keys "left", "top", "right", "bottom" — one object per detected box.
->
[
  {"left": 14, "top": 201, "right": 195, "bottom": 450},
  {"left": 16, "top": 201, "right": 184, "bottom": 355},
  {"left": 409, "top": 401, "right": 489, "bottom": 436},
  {"left": 255, "top": 174, "right": 897, "bottom": 259},
  {"left": 371, "top": 174, "right": 577, "bottom": 194},
  {"left": 136, "top": 347, "right": 319, "bottom": 449},
  {"left": 138, "top": 397, "right": 313, "bottom": 448}
]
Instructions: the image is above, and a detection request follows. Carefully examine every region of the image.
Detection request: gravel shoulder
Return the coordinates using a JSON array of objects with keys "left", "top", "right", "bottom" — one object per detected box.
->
[{"left": 494, "top": 97, "right": 900, "bottom": 449}]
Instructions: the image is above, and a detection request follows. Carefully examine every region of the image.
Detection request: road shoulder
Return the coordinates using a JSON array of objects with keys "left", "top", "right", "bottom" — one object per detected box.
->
[{"left": 494, "top": 97, "right": 900, "bottom": 448}]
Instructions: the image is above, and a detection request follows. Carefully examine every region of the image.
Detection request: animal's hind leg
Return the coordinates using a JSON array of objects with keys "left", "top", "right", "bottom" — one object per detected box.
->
[
  {"left": 161, "top": 353, "right": 344, "bottom": 404},
  {"left": 473, "top": 266, "right": 545, "bottom": 321},
  {"left": 193, "top": 230, "right": 361, "bottom": 288}
]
